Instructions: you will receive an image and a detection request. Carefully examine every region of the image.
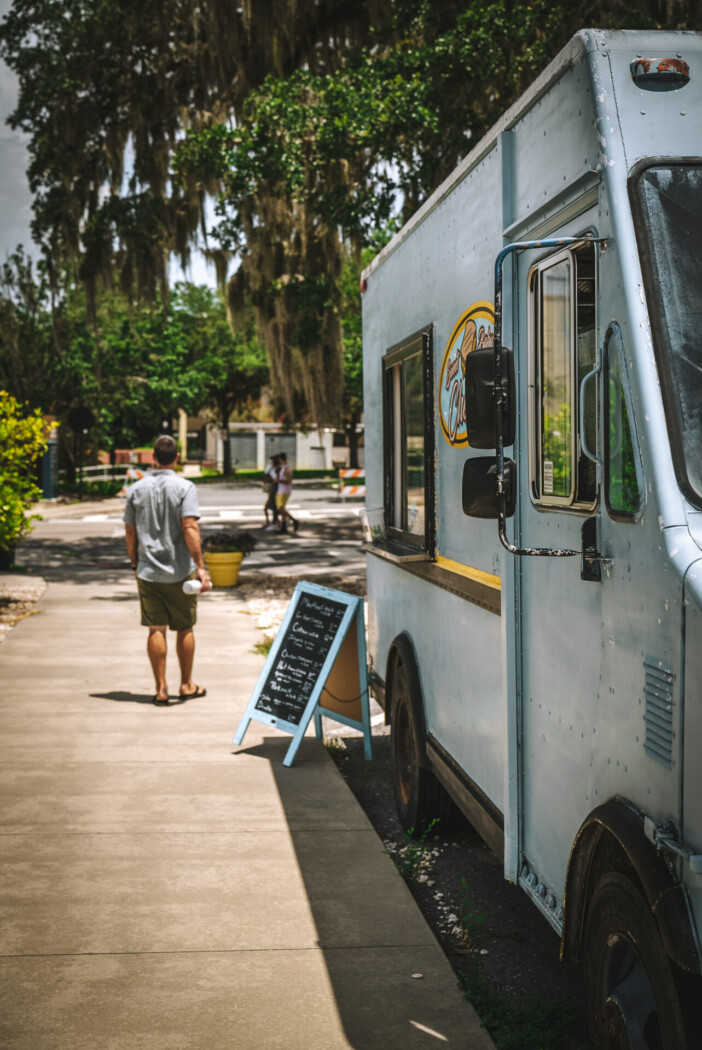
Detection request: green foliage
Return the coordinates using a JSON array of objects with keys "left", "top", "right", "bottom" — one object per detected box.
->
[
  {"left": 0, "top": 391, "right": 48, "bottom": 554},
  {"left": 608, "top": 375, "right": 641, "bottom": 514},
  {"left": 389, "top": 817, "right": 440, "bottom": 882},
  {"left": 543, "top": 403, "right": 572, "bottom": 497},
  {"left": 173, "top": 283, "right": 269, "bottom": 473},
  {"left": 202, "top": 530, "right": 257, "bottom": 556},
  {"left": 0, "top": 257, "right": 268, "bottom": 474},
  {"left": 459, "top": 878, "right": 488, "bottom": 948},
  {"left": 58, "top": 479, "right": 124, "bottom": 498},
  {"left": 251, "top": 636, "right": 275, "bottom": 657},
  {"left": 2, "top": 0, "right": 699, "bottom": 426},
  {"left": 459, "top": 972, "right": 583, "bottom": 1050},
  {"left": 339, "top": 227, "right": 399, "bottom": 462}
]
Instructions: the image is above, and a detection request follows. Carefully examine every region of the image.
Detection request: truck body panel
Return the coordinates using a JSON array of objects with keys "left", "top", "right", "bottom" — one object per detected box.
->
[{"left": 362, "top": 26, "right": 702, "bottom": 973}]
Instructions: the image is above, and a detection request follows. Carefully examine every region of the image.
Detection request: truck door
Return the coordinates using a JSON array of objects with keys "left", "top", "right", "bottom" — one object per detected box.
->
[{"left": 514, "top": 238, "right": 604, "bottom": 914}]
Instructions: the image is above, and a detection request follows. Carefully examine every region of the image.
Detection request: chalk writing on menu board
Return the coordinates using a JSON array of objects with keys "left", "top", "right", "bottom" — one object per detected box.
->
[{"left": 254, "top": 594, "right": 347, "bottom": 725}]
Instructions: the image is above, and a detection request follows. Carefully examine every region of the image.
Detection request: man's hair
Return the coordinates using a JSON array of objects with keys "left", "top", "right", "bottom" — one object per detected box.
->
[
  {"left": 278, "top": 452, "right": 287, "bottom": 463},
  {"left": 154, "top": 435, "right": 178, "bottom": 465}
]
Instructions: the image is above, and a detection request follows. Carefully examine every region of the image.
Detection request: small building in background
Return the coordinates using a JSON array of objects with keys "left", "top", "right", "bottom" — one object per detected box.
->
[{"left": 181, "top": 418, "right": 364, "bottom": 473}]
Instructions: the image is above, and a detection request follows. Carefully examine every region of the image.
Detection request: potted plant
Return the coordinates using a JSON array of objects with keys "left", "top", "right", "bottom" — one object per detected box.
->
[{"left": 202, "top": 530, "right": 257, "bottom": 587}]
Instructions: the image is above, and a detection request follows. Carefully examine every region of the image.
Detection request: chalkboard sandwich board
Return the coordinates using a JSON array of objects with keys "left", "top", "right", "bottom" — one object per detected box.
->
[{"left": 233, "top": 581, "right": 372, "bottom": 767}]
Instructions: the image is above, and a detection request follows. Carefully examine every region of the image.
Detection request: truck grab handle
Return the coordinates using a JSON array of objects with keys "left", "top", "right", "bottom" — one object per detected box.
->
[{"left": 579, "top": 364, "right": 602, "bottom": 465}]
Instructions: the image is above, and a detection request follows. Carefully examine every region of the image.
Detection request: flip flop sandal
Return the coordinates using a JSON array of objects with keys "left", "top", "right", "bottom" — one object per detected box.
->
[
  {"left": 180, "top": 685, "right": 207, "bottom": 700},
  {"left": 153, "top": 696, "right": 169, "bottom": 706}
]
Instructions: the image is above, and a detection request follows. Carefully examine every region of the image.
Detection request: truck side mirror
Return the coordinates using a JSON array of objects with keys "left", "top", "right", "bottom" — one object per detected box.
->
[
  {"left": 462, "top": 457, "right": 517, "bottom": 519},
  {"left": 465, "top": 346, "right": 516, "bottom": 449}
]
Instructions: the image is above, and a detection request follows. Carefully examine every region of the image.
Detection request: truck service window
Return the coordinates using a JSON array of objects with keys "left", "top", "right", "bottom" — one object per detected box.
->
[
  {"left": 633, "top": 163, "right": 702, "bottom": 507},
  {"left": 530, "top": 242, "right": 597, "bottom": 510},
  {"left": 383, "top": 327, "right": 434, "bottom": 551}
]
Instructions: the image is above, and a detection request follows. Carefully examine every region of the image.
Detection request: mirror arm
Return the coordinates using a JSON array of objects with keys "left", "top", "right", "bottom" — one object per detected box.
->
[{"left": 493, "top": 237, "right": 605, "bottom": 557}]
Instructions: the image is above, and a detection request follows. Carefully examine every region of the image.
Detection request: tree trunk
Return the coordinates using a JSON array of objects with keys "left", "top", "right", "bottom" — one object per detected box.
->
[
  {"left": 221, "top": 404, "right": 232, "bottom": 476},
  {"left": 0, "top": 545, "right": 16, "bottom": 571},
  {"left": 346, "top": 412, "right": 360, "bottom": 469}
]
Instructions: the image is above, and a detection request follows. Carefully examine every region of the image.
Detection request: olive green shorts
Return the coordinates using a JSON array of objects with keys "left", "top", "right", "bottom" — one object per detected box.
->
[{"left": 137, "top": 576, "right": 197, "bottom": 631}]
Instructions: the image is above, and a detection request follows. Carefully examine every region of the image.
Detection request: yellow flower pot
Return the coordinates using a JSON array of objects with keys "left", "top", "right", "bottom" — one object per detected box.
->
[{"left": 204, "top": 551, "right": 244, "bottom": 587}]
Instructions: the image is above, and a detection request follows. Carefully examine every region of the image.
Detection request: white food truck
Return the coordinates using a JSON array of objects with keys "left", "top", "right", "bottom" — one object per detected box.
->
[{"left": 361, "top": 28, "right": 702, "bottom": 1048}]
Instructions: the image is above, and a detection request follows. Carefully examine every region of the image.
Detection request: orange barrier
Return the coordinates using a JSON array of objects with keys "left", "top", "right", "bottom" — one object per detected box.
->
[
  {"left": 119, "top": 467, "right": 146, "bottom": 498},
  {"left": 338, "top": 468, "right": 365, "bottom": 499}
]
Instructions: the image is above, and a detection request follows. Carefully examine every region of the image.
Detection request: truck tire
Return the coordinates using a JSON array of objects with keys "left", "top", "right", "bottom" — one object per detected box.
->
[
  {"left": 390, "top": 652, "right": 455, "bottom": 837},
  {"left": 583, "top": 871, "right": 689, "bottom": 1050}
]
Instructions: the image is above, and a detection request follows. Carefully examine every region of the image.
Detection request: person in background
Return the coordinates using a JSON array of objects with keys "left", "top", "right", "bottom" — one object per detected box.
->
[
  {"left": 263, "top": 454, "right": 279, "bottom": 531},
  {"left": 123, "top": 435, "right": 211, "bottom": 706},
  {"left": 275, "top": 451, "right": 299, "bottom": 534}
]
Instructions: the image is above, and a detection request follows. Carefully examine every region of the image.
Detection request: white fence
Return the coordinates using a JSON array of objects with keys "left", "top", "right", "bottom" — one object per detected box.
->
[{"left": 58, "top": 464, "right": 144, "bottom": 496}]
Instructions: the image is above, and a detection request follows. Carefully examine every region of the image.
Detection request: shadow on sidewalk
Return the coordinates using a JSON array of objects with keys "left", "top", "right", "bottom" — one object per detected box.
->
[
  {"left": 18, "top": 536, "right": 132, "bottom": 585},
  {"left": 90, "top": 691, "right": 157, "bottom": 705},
  {"left": 90, "top": 691, "right": 198, "bottom": 706},
  {"left": 234, "top": 736, "right": 471, "bottom": 1049}
]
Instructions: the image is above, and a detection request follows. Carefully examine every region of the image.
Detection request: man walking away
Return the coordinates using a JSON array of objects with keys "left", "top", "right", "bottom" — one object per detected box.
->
[
  {"left": 124, "top": 435, "right": 211, "bottom": 706},
  {"left": 275, "top": 451, "right": 298, "bottom": 534}
]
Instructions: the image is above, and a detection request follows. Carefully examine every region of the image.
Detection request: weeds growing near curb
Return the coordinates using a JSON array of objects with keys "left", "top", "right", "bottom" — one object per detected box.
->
[
  {"left": 323, "top": 737, "right": 347, "bottom": 756},
  {"left": 459, "top": 971, "right": 580, "bottom": 1050},
  {"left": 459, "top": 877, "right": 487, "bottom": 949},
  {"left": 251, "top": 637, "right": 274, "bottom": 657},
  {"left": 387, "top": 818, "right": 440, "bottom": 882}
]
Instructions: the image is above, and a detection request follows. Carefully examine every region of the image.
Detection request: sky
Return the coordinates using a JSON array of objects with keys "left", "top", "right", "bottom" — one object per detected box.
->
[
  {"left": 0, "top": 0, "right": 217, "bottom": 287},
  {"left": 0, "top": 0, "right": 34, "bottom": 265}
]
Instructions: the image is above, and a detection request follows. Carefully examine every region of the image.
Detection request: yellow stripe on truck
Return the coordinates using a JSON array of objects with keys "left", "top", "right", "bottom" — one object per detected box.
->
[{"left": 435, "top": 556, "right": 501, "bottom": 591}]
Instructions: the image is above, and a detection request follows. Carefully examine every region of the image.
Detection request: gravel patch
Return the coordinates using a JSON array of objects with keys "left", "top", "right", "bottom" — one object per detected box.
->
[{"left": 0, "top": 575, "right": 47, "bottom": 644}]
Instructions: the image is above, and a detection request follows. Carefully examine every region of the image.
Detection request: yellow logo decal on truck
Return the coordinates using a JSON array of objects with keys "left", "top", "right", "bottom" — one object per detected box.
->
[{"left": 438, "top": 301, "right": 494, "bottom": 447}]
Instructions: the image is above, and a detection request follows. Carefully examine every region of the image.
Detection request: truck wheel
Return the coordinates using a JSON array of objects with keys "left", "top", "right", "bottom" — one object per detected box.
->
[
  {"left": 583, "top": 872, "right": 689, "bottom": 1050},
  {"left": 390, "top": 656, "right": 453, "bottom": 836}
]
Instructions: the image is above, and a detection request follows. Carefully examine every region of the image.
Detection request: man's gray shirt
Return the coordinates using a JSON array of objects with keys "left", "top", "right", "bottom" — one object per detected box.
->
[{"left": 123, "top": 469, "right": 200, "bottom": 583}]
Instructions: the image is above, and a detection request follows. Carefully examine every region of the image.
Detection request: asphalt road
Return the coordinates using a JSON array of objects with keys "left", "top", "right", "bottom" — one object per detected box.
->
[{"left": 20, "top": 482, "right": 367, "bottom": 585}]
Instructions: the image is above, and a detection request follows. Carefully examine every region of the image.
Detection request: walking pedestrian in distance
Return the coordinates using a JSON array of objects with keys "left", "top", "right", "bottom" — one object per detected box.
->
[
  {"left": 263, "top": 454, "right": 279, "bottom": 531},
  {"left": 275, "top": 451, "right": 299, "bottom": 534},
  {"left": 123, "top": 435, "right": 211, "bottom": 706}
]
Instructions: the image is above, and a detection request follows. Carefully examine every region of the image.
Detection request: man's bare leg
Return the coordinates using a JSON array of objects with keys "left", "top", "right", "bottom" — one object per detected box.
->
[
  {"left": 147, "top": 626, "right": 169, "bottom": 701},
  {"left": 176, "top": 628, "right": 196, "bottom": 695}
]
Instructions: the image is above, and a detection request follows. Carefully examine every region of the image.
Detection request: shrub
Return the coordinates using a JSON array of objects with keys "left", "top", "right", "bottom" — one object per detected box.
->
[
  {"left": 0, "top": 391, "right": 48, "bottom": 559},
  {"left": 202, "top": 530, "right": 257, "bottom": 556}
]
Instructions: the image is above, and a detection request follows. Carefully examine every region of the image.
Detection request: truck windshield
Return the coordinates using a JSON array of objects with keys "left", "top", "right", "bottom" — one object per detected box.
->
[{"left": 634, "top": 164, "right": 702, "bottom": 504}]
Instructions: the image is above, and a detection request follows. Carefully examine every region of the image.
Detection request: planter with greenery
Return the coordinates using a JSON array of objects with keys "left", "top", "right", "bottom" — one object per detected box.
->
[{"left": 202, "top": 530, "right": 257, "bottom": 587}]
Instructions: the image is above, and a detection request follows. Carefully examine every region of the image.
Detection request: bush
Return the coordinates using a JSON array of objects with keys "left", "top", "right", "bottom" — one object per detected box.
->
[
  {"left": 203, "top": 530, "right": 257, "bottom": 556},
  {"left": 58, "top": 479, "right": 124, "bottom": 498},
  {"left": 0, "top": 391, "right": 48, "bottom": 559}
]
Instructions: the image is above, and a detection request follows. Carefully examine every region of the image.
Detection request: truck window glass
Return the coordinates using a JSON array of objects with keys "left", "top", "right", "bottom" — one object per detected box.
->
[
  {"left": 576, "top": 247, "right": 597, "bottom": 504},
  {"left": 541, "top": 259, "right": 573, "bottom": 499},
  {"left": 531, "top": 242, "right": 597, "bottom": 509},
  {"left": 633, "top": 164, "right": 702, "bottom": 506},
  {"left": 605, "top": 330, "right": 642, "bottom": 520},
  {"left": 383, "top": 328, "right": 434, "bottom": 551},
  {"left": 403, "top": 352, "right": 426, "bottom": 536}
]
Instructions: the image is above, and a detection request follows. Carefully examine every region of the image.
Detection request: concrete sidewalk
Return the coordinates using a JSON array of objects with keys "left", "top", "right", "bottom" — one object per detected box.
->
[{"left": 0, "top": 570, "right": 495, "bottom": 1050}]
